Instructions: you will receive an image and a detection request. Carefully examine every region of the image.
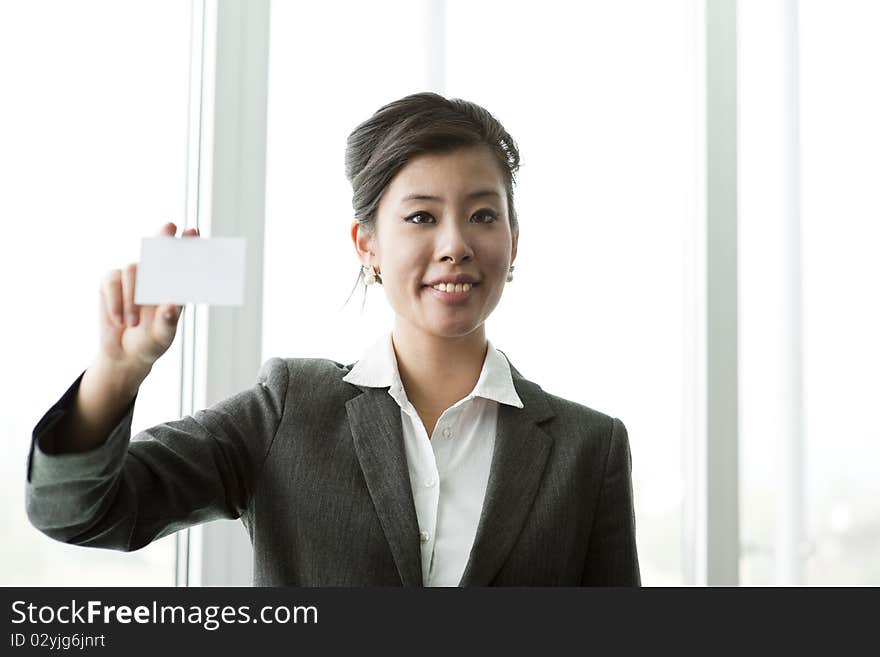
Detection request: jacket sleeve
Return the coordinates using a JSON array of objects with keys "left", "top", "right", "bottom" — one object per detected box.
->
[
  {"left": 24, "top": 357, "right": 289, "bottom": 552},
  {"left": 581, "top": 417, "right": 641, "bottom": 586}
]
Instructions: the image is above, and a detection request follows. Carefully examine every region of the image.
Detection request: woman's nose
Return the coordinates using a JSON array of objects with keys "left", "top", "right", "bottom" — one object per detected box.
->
[{"left": 436, "top": 220, "right": 474, "bottom": 262}]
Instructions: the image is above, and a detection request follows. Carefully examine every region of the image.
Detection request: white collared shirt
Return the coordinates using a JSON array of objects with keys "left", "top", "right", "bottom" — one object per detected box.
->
[{"left": 342, "top": 332, "right": 523, "bottom": 586}]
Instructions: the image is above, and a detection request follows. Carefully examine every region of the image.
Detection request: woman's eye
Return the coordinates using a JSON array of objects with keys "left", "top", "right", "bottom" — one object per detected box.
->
[
  {"left": 472, "top": 210, "right": 498, "bottom": 223},
  {"left": 405, "top": 212, "right": 435, "bottom": 224},
  {"left": 404, "top": 210, "right": 497, "bottom": 224}
]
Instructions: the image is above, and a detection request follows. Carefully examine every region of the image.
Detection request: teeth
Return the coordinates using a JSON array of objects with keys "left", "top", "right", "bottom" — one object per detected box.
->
[{"left": 431, "top": 282, "right": 472, "bottom": 293}]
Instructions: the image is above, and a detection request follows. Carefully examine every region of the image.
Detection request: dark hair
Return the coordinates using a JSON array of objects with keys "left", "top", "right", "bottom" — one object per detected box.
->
[
  {"left": 343, "top": 92, "right": 521, "bottom": 309},
  {"left": 345, "top": 92, "right": 521, "bottom": 234}
]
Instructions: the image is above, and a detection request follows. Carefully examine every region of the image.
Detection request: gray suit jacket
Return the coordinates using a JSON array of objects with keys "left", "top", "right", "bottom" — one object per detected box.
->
[{"left": 26, "top": 355, "right": 640, "bottom": 586}]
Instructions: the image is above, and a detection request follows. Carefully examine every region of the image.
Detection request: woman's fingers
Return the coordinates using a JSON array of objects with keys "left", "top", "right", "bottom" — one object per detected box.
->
[
  {"left": 151, "top": 224, "right": 196, "bottom": 323},
  {"left": 160, "top": 304, "right": 182, "bottom": 322},
  {"left": 132, "top": 224, "right": 196, "bottom": 329},
  {"left": 95, "top": 223, "right": 193, "bottom": 366},
  {"left": 102, "top": 269, "right": 124, "bottom": 327},
  {"left": 161, "top": 222, "right": 199, "bottom": 238},
  {"left": 98, "top": 287, "right": 114, "bottom": 330},
  {"left": 121, "top": 262, "right": 139, "bottom": 327}
]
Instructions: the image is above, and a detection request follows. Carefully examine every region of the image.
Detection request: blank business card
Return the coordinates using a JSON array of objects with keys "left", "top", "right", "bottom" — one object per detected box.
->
[{"left": 135, "top": 236, "right": 246, "bottom": 306}]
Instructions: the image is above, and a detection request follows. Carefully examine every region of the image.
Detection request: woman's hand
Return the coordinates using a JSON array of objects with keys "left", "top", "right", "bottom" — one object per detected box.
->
[{"left": 98, "top": 222, "right": 199, "bottom": 370}]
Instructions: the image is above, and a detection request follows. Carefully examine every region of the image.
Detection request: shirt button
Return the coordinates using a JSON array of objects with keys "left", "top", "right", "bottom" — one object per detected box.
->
[
  {"left": 419, "top": 530, "right": 430, "bottom": 543},
  {"left": 424, "top": 478, "right": 436, "bottom": 488},
  {"left": 441, "top": 427, "right": 452, "bottom": 438}
]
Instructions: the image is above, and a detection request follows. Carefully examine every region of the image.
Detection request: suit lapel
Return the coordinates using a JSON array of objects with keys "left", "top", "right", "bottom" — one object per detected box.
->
[
  {"left": 458, "top": 362, "right": 556, "bottom": 586},
  {"left": 344, "top": 356, "right": 556, "bottom": 588},
  {"left": 346, "top": 387, "right": 423, "bottom": 587}
]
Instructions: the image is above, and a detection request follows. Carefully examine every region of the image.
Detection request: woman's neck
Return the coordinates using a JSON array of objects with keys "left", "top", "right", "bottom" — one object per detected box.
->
[{"left": 391, "top": 321, "right": 488, "bottom": 414}]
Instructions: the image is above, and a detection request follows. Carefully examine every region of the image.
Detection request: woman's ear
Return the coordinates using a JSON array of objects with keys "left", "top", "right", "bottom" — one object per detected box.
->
[
  {"left": 350, "top": 220, "right": 375, "bottom": 265},
  {"left": 510, "top": 226, "right": 519, "bottom": 265}
]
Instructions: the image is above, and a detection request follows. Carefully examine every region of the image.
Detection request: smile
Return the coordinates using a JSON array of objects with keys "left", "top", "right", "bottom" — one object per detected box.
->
[
  {"left": 430, "top": 282, "right": 473, "bottom": 293},
  {"left": 422, "top": 282, "right": 479, "bottom": 305}
]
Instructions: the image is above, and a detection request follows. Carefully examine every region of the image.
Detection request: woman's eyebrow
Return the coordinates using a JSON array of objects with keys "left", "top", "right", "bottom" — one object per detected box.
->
[{"left": 400, "top": 190, "right": 501, "bottom": 203}]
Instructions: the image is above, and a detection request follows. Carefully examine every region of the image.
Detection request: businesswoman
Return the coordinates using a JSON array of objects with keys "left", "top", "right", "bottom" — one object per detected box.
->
[{"left": 26, "top": 92, "right": 641, "bottom": 586}]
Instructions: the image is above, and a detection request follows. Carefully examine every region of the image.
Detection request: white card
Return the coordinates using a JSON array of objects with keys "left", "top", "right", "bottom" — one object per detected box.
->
[{"left": 135, "top": 236, "right": 246, "bottom": 306}]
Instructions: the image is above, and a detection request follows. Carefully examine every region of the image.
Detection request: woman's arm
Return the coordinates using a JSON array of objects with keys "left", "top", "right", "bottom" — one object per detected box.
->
[
  {"left": 25, "top": 357, "right": 289, "bottom": 551},
  {"left": 581, "top": 417, "right": 641, "bottom": 586},
  {"left": 48, "top": 354, "right": 151, "bottom": 454}
]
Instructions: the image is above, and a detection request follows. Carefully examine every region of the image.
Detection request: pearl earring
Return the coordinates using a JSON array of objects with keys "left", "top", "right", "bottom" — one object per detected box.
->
[
  {"left": 507, "top": 265, "right": 515, "bottom": 282},
  {"left": 361, "top": 264, "right": 381, "bottom": 286}
]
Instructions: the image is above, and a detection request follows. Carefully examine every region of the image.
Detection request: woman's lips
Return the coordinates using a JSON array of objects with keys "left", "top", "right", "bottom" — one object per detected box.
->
[{"left": 422, "top": 283, "right": 479, "bottom": 305}]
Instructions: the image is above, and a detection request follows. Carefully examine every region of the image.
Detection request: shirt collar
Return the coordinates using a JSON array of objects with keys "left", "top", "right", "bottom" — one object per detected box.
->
[{"left": 342, "top": 331, "right": 524, "bottom": 409}]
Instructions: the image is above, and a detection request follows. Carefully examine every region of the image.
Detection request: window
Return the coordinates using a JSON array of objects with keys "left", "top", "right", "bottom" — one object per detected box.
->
[
  {"left": 262, "top": 0, "right": 431, "bottom": 364},
  {"left": 0, "top": 0, "right": 192, "bottom": 585},
  {"left": 14, "top": 0, "right": 874, "bottom": 589},
  {"left": 739, "top": 0, "right": 880, "bottom": 585},
  {"left": 262, "top": 0, "right": 699, "bottom": 585}
]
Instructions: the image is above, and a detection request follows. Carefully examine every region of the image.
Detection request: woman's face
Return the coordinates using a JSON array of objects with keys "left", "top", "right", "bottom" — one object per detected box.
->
[{"left": 352, "top": 145, "right": 518, "bottom": 339}]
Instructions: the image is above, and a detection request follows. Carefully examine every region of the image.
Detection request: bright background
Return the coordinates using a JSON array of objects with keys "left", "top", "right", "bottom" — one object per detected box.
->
[{"left": 1, "top": 0, "right": 877, "bottom": 586}]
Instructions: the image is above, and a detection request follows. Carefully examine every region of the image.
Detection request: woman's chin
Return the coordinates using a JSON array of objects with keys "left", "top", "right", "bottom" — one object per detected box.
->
[{"left": 421, "top": 315, "right": 483, "bottom": 338}]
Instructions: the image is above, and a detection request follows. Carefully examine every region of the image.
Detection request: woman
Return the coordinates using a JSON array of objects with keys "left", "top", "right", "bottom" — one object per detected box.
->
[{"left": 25, "top": 92, "right": 640, "bottom": 586}]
